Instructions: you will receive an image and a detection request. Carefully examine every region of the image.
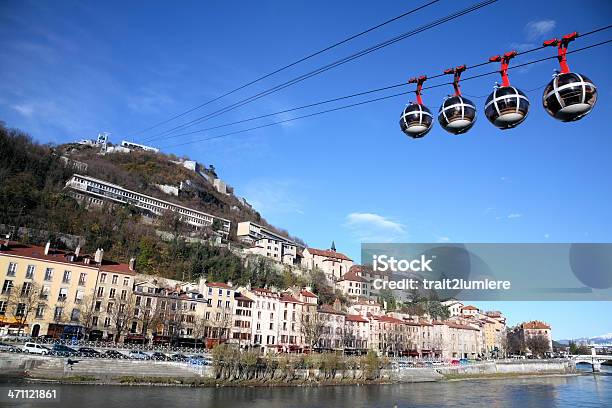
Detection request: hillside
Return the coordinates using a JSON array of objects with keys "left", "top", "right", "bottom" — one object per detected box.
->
[{"left": 0, "top": 122, "right": 304, "bottom": 283}]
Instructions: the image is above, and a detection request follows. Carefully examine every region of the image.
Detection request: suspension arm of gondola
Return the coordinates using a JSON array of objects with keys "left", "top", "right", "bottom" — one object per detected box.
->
[
  {"left": 543, "top": 32, "right": 578, "bottom": 74},
  {"left": 443, "top": 65, "right": 467, "bottom": 96},
  {"left": 408, "top": 75, "right": 428, "bottom": 104},
  {"left": 489, "top": 51, "right": 517, "bottom": 87}
]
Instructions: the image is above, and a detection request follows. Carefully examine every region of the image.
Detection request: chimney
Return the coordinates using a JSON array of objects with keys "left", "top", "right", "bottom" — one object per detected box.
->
[
  {"left": 227, "top": 281, "right": 233, "bottom": 288},
  {"left": 83, "top": 256, "right": 91, "bottom": 265},
  {"left": 75, "top": 245, "right": 81, "bottom": 258},
  {"left": 129, "top": 257, "right": 136, "bottom": 271},
  {"left": 94, "top": 248, "right": 104, "bottom": 264},
  {"left": 44, "top": 241, "right": 51, "bottom": 256}
]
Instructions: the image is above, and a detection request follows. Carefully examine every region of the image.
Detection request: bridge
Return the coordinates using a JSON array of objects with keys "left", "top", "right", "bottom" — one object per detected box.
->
[{"left": 570, "top": 353, "right": 612, "bottom": 372}]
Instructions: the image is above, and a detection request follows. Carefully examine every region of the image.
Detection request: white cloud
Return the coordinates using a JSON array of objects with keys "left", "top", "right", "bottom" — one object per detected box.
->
[
  {"left": 525, "top": 20, "right": 556, "bottom": 41},
  {"left": 344, "top": 212, "right": 406, "bottom": 242},
  {"left": 436, "top": 236, "right": 450, "bottom": 243},
  {"left": 507, "top": 213, "right": 523, "bottom": 219},
  {"left": 11, "top": 104, "right": 34, "bottom": 117}
]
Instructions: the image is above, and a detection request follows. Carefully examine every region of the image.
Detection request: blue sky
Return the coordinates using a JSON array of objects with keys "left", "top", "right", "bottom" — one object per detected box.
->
[{"left": 1, "top": 0, "right": 611, "bottom": 339}]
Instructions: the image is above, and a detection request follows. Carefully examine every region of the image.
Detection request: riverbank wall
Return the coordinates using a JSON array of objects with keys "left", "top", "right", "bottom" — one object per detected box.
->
[{"left": 0, "top": 355, "right": 575, "bottom": 386}]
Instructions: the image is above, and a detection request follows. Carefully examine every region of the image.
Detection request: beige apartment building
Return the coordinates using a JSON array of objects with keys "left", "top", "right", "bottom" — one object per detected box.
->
[{"left": 0, "top": 242, "right": 138, "bottom": 340}]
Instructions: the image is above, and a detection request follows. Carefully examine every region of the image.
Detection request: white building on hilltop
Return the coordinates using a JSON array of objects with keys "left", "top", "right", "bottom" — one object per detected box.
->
[
  {"left": 65, "top": 174, "right": 231, "bottom": 236},
  {"left": 237, "top": 221, "right": 299, "bottom": 265}
]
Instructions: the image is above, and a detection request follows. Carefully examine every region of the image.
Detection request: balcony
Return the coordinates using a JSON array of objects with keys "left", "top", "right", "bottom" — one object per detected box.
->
[{"left": 57, "top": 296, "right": 67, "bottom": 302}]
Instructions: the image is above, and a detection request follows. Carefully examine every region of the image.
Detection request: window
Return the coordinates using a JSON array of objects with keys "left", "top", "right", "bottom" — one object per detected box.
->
[
  {"left": 190, "top": 303, "right": 196, "bottom": 311},
  {"left": 40, "top": 286, "right": 50, "bottom": 300},
  {"left": 79, "top": 273, "right": 87, "bottom": 286},
  {"left": 71, "top": 308, "right": 81, "bottom": 322},
  {"left": 97, "top": 287, "right": 104, "bottom": 297},
  {"left": 6, "top": 262, "right": 17, "bottom": 276},
  {"left": 54, "top": 307, "right": 64, "bottom": 320},
  {"left": 16, "top": 303, "right": 26, "bottom": 316},
  {"left": 94, "top": 301, "right": 101, "bottom": 312},
  {"left": 100, "top": 273, "right": 107, "bottom": 283},
  {"left": 58, "top": 287, "right": 68, "bottom": 301},
  {"left": 135, "top": 296, "right": 141, "bottom": 306},
  {"left": 123, "top": 277, "right": 129, "bottom": 286},
  {"left": 44, "top": 268, "right": 53, "bottom": 281},
  {"left": 109, "top": 288, "right": 116, "bottom": 299},
  {"left": 25, "top": 265, "right": 35, "bottom": 279},
  {"left": 145, "top": 297, "right": 152, "bottom": 307},
  {"left": 121, "top": 290, "right": 127, "bottom": 300},
  {"left": 0, "top": 300, "right": 6, "bottom": 315},
  {"left": 35, "top": 304, "right": 45, "bottom": 318},
  {"left": 107, "top": 303, "right": 114, "bottom": 313},
  {"left": 21, "top": 282, "right": 32, "bottom": 296},
  {"left": 217, "top": 300, "right": 221, "bottom": 307},
  {"left": 112, "top": 275, "right": 118, "bottom": 285},
  {"left": 2, "top": 280, "right": 13, "bottom": 294},
  {"left": 75, "top": 290, "right": 84, "bottom": 303},
  {"left": 225, "top": 300, "right": 230, "bottom": 308},
  {"left": 119, "top": 304, "right": 126, "bottom": 313},
  {"left": 104, "top": 317, "right": 111, "bottom": 327},
  {"left": 92, "top": 316, "right": 98, "bottom": 327}
]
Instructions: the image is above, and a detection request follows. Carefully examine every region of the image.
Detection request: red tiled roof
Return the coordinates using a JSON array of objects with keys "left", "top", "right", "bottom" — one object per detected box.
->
[
  {"left": 306, "top": 248, "right": 352, "bottom": 261},
  {"left": 206, "top": 282, "right": 232, "bottom": 289},
  {"left": 462, "top": 305, "right": 478, "bottom": 310},
  {"left": 521, "top": 321, "right": 551, "bottom": 330},
  {"left": 444, "top": 321, "right": 479, "bottom": 331},
  {"left": 378, "top": 315, "right": 404, "bottom": 324},
  {"left": 339, "top": 268, "right": 368, "bottom": 283},
  {"left": 280, "top": 294, "right": 301, "bottom": 303},
  {"left": 319, "top": 304, "right": 345, "bottom": 315},
  {"left": 0, "top": 243, "right": 135, "bottom": 275},
  {"left": 346, "top": 314, "right": 369, "bottom": 323},
  {"left": 300, "top": 290, "right": 317, "bottom": 298}
]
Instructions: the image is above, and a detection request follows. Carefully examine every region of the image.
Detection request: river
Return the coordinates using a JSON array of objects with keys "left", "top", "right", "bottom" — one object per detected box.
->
[{"left": 1, "top": 365, "right": 610, "bottom": 407}]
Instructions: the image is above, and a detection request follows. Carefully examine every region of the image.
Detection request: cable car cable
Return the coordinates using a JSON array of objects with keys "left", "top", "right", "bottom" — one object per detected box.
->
[
  {"left": 158, "top": 38, "right": 610, "bottom": 149},
  {"left": 139, "top": 0, "right": 499, "bottom": 142},
  {"left": 144, "top": 22, "right": 611, "bottom": 144},
  {"left": 124, "top": 0, "right": 442, "bottom": 138}
]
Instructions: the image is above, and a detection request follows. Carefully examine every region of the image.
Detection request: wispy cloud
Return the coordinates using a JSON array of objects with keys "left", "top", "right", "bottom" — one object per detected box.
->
[
  {"left": 11, "top": 104, "right": 34, "bottom": 117},
  {"left": 507, "top": 213, "right": 523, "bottom": 219},
  {"left": 525, "top": 20, "right": 556, "bottom": 41},
  {"left": 344, "top": 212, "right": 406, "bottom": 242}
]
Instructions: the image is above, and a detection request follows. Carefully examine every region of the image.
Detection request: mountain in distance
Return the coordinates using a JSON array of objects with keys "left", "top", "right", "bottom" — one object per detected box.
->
[{"left": 557, "top": 333, "right": 612, "bottom": 345}]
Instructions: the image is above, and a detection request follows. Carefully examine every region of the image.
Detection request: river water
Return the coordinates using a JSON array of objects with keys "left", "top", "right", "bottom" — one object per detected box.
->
[{"left": 1, "top": 365, "right": 610, "bottom": 407}]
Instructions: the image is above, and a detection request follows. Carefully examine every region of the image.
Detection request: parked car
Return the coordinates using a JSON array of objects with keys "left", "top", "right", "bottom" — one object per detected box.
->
[
  {"left": 102, "top": 350, "right": 128, "bottom": 359},
  {"left": 188, "top": 354, "right": 210, "bottom": 365},
  {"left": 22, "top": 343, "right": 50, "bottom": 355},
  {"left": 150, "top": 352, "right": 169, "bottom": 361},
  {"left": 129, "top": 350, "right": 150, "bottom": 360},
  {"left": 170, "top": 353, "right": 189, "bottom": 362},
  {"left": 51, "top": 344, "right": 79, "bottom": 357},
  {"left": 88, "top": 330, "right": 104, "bottom": 341},
  {"left": 78, "top": 347, "right": 101, "bottom": 357},
  {"left": 37, "top": 335, "right": 55, "bottom": 342},
  {"left": 0, "top": 342, "right": 19, "bottom": 352},
  {"left": 451, "top": 359, "right": 460, "bottom": 366}
]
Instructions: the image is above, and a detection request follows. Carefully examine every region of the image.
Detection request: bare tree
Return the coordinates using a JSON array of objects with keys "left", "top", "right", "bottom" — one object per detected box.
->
[
  {"left": 3, "top": 282, "right": 46, "bottom": 336},
  {"left": 299, "top": 308, "right": 325, "bottom": 350},
  {"left": 108, "top": 292, "right": 137, "bottom": 342},
  {"left": 525, "top": 334, "right": 550, "bottom": 357},
  {"left": 78, "top": 292, "right": 97, "bottom": 331}
]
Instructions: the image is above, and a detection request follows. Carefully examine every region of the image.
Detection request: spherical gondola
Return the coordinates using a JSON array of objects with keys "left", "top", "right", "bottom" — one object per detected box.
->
[
  {"left": 484, "top": 86, "right": 530, "bottom": 129},
  {"left": 542, "top": 72, "right": 597, "bottom": 122},
  {"left": 541, "top": 32, "right": 597, "bottom": 122},
  {"left": 400, "top": 103, "right": 433, "bottom": 138},
  {"left": 438, "top": 95, "right": 477, "bottom": 134}
]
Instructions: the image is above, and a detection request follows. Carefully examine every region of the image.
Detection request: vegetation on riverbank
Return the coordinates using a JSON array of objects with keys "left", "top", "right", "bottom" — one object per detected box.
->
[{"left": 211, "top": 345, "right": 390, "bottom": 382}]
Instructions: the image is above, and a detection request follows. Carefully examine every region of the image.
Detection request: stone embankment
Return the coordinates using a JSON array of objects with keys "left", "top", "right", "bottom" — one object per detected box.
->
[{"left": 0, "top": 355, "right": 575, "bottom": 386}]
